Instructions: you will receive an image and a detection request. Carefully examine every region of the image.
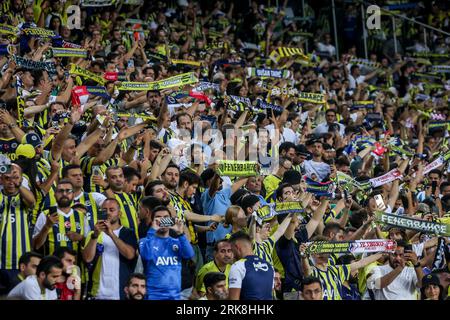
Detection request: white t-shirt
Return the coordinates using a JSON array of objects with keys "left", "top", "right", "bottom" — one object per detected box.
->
[
  {"left": 303, "top": 160, "right": 331, "bottom": 181},
  {"left": 313, "top": 122, "right": 346, "bottom": 137},
  {"left": 7, "top": 275, "right": 57, "bottom": 300},
  {"left": 348, "top": 74, "right": 367, "bottom": 89},
  {"left": 96, "top": 227, "right": 122, "bottom": 300},
  {"left": 264, "top": 124, "right": 298, "bottom": 144},
  {"left": 366, "top": 265, "right": 419, "bottom": 300}
]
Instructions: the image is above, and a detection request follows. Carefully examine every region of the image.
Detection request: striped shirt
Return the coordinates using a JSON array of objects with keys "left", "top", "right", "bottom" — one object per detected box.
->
[
  {"left": 0, "top": 192, "right": 32, "bottom": 270},
  {"left": 111, "top": 192, "right": 139, "bottom": 240},
  {"left": 252, "top": 236, "right": 276, "bottom": 265},
  {"left": 33, "top": 208, "right": 85, "bottom": 256},
  {"left": 169, "top": 192, "right": 198, "bottom": 244},
  {"left": 311, "top": 264, "right": 351, "bottom": 300}
]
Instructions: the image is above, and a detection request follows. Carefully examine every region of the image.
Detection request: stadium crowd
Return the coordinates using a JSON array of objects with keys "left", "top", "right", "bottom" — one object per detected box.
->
[{"left": 0, "top": 0, "right": 449, "bottom": 300}]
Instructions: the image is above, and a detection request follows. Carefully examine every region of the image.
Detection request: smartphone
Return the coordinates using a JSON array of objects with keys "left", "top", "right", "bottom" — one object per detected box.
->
[
  {"left": 159, "top": 217, "right": 175, "bottom": 228},
  {"left": 344, "top": 190, "right": 349, "bottom": 200},
  {"left": 374, "top": 194, "right": 386, "bottom": 211},
  {"left": 375, "top": 130, "right": 380, "bottom": 141},
  {"left": 93, "top": 166, "right": 102, "bottom": 177},
  {"left": 431, "top": 181, "right": 437, "bottom": 195},
  {"left": 128, "top": 59, "right": 135, "bottom": 68},
  {"left": 98, "top": 209, "right": 108, "bottom": 221}
]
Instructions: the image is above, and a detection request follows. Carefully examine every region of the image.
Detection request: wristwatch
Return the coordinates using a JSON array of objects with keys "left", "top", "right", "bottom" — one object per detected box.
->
[
  {"left": 8, "top": 123, "right": 17, "bottom": 129},
  {"left": 414, "top": 262, "right": 421, "bottom": 268}
]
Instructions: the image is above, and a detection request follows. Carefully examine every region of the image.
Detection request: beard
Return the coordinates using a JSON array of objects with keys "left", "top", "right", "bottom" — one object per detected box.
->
[
  {"left": 129, "top": 292, "right": 144, "bottom": 300},
  {"left": 43, "top": 277, "right": 56, "bottom": 290},
  {"left": 213, "top": 290, "right": 228, "bottom": 300},
  {"left": 57, "top": 197, "right": 72, "bottom": 208},
  {"left": 161, "top": 198, "right": 170, "bottom": 206}
]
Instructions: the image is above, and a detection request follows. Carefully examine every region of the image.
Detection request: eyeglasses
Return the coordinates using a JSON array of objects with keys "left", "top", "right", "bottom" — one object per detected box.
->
[{"left": 56, "top": 188, "right": 73, "bottom": 194}]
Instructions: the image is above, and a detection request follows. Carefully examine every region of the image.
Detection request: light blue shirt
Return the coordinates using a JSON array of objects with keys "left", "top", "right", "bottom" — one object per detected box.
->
[{"left": 201, "top": 187, "right": 232, "bottom": 244}]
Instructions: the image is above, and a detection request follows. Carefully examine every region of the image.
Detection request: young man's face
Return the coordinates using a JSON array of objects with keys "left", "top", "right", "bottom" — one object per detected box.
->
[
  {"left": 55, "top": 183, "right": 74, "bottom": 207},
  {"left": 185, "top": 183, "right": 198, "bottom": 198},
  {"left": 151, "top": 184, "right": 170, "bottom": 205},
  {"left": 41, "top": 267, "right": 63, "bottom": 290},
  {"left": 125, "top": 278, "right": 146, "bottom": 300},
  {"left": 60, "top": 252, "right": 76, "bottom": 273},
  {"left": 20, "top": 257, "right": 41, "bottom": 277},
  {"left": 66, "top": 168, "right": 84, "bottom": 190},
  {"left": 102, "top": 200, "right": 121, "bottom": 224},
  {"left": 389, "top": 246, "right": 405, "bottom": 269},
  {"left": 282, "top": 148, "right": 296, "bottom": 161},
  {"left": 208, "top": 280, "right": 228, "bottom": 300},
  {"left": 125, "top": 176, "right": 139, "bottom": 193},
  {"left": 312, "top": 143, "right": 323, "bottom": 157},
  {"left": 302, "top": 282, "right": 323, "bottom": 300},
  {"left": 162, "top": 167, "right": 179, "bottom": 190},
  {"left": 107, "top": 168, "right": 125, "bottom": 192},
  {"left": 153, "top": 210, "right": 171, "bottom": 234}
]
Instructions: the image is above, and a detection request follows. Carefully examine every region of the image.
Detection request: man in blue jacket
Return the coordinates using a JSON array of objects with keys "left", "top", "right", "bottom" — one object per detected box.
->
[{"left": 139, "top": 205, "right": 195, "bottom": 300}]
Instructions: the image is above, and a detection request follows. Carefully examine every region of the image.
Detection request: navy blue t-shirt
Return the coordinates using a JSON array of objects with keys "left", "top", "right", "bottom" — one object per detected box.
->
[{"left": 275, "top": 227, "right": 309, "bottom": 292}]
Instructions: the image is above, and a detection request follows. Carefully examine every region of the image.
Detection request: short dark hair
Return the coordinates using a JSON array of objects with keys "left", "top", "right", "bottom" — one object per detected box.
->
[
  {"left": 279, "top": 142, "right": 296, "bottom": 155},
  {"left": 203, "top": 272, "right": 226, "bottom": 290},
  {"left": 162, "top": 163, "right": 180, "bottom": 175},
  {"left": 428, "top": 169, "right": 442, "bottom": 178},
  {"left": 228, "top": 230, "right": 251, "bottom": 244},
  {"left": 300, "top": 276, "right": 322, "bottom": 292},
  {"left": 125, "top": 273, "right": 146, "bottom": 287},
  {"left": 323, "top": 222, "right": 345, "bottom": 238},
  {"left": 140, "top": 196, "right": 162, "bottom": 210},
  {"left": 213, "top": 239, "right": 230, "bottom": 252},
  {"left": 151, "top": 205, "right": 171, "bottom": 220},
  {"left": 18, "top": 252, "right": 43, "bottom": 267},
  {"left": 123, "top": 166, "right": 141, "bottom": 182},
  {"left": 179, "top": 170, "right": 201, "bottom": 187},
  {"left": 145, "top": 180, "right": 165, "bottom": 196},
  {"left": 36, "top": 256, "right": 63, "bottom": 276},
  {"left": 53, "top": 247, "right": 77, "bottom": 260},
  {"left": 62, "top": 164, "right": 81, "bottom": 178},
  {"left": 149, "top": 140, "right": 163, "bottom": 150},
  {"left": 275, "top": 183, "right": 292, "bottom": 201},
  {"left": 57, "top": 179, "right": 74, "bottom": 188},
  {"left": 105, "top": 166, "right": 123, "bottom": 178}
]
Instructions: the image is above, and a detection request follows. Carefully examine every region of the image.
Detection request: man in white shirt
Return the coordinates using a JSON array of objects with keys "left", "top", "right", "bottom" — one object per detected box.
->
[
  {"left": 82, "top": 198, "right": 138, "bottom": 300},
  {"left": 303, "top": 140, "right": 330, "bottom": 182},
  {"left": 7, "top": 256, "right": 62, "bottom": 300},
  {"left": 313, "top": 109, "right": 345, "bottom": 137},
  {"left": 347, "top": 65, "right": 378, "bottom": 90},
  {"left": 366, "top": 241, "right": 424, "bottom": 300}
]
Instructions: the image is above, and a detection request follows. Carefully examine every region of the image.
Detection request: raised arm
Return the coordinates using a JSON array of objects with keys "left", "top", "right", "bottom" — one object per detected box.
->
[
  {"left": 306, "top": 199, "right": 330, "bottom": 238},
  {"left": 349, "top": 252, "right": 382, "bottom": 271},
  {"left": 271, "top": 213, "right": 295, "bottom": 242}
]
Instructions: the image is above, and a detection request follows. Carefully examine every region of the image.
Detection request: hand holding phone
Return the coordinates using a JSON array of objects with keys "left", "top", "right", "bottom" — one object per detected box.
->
[
  {"left": 98, "top": 209, "right": 108, "bottom": 221},
  {"left": 159, "top": 217, "right": 175, "bottom": 228}
]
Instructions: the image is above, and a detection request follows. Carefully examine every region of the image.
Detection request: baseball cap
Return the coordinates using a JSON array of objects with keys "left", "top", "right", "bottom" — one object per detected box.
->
[
  {"left": 21, "top": 132, "right": 42, "bottom": 148},
  {"left": 295, "top": 144, "right": 310, "bottom": 157},
  {"left": 15, "top": 144, "right": 36, "bottom": 159}
]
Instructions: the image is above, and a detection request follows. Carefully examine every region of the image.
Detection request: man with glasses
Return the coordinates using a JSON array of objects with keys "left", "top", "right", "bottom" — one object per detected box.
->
[{"left": 33, "top": 180, "right": 85, "bottom": 255}]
